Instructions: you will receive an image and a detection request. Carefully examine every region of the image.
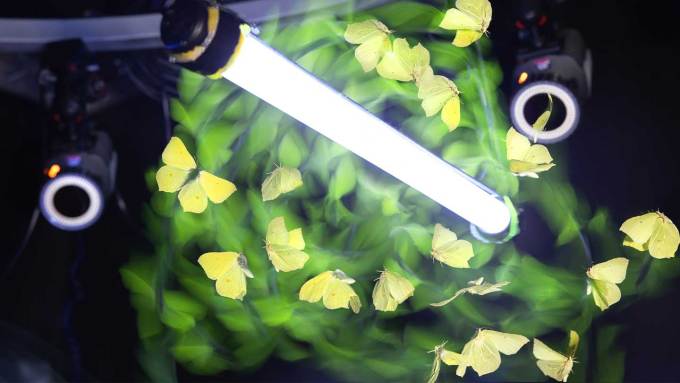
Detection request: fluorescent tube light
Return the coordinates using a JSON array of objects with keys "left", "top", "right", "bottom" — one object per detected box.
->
[{"left": 222, "top": 33, "right": 510, "bottom": 234}]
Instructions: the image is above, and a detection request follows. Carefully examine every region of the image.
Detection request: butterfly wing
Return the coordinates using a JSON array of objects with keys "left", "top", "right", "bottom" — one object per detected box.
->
[
  {"left": 467, "top": 336, "right": 502, "bottom": 376},
  {"left": 198, "top": 171, "right": 236, "bottom": 203},
  {"left": 440, "top": 8, "right": 483, "bottom": 31},
  {"left": 441, "top": 96, "right": 461, "bottom": 131},
  {"left": 506, "top": 128, "right": 531, "bottom": 161},
  {"left": 587, "top": 257, "right": 629, "bottom": 284},
  {"left": 198, "top": 252, "right": 239, "bottom": 280},
  {"left": 261, "top": 169, "right": 282, "bottom": 201},
  {"left": 430, "top": 287, "right": 468, "bottom": 307},
  {"left": 162, "top": 137, "right": 197, "bottom": 170},
  {"left": 372, "top": 274, "right": 398, "bottom": 312},
  {"left": 524, "top": 144, "right": 554, "bottom": 165},
  {"left": 287, "top": 228, "right": 306, "bottom": 250},
  {"left": 376, "top": 38, "right": 416, "bottom": 81},
  {"left": 457, "top": 0, "right": 492, "bottom": 28},
  {"left": 533, "top": 94, "right": 554, "bottom": 132},
  {"left": 266, "top": 217, "right": 289, "bottom": 245},
  {"left": 262, "top": 167, "right": 303, "bottom": 201},
  {"left": 384, "top": 271, "right": 415, "bottom": 303},
  {"left": 567, "top": 330, "right": 580, "bottom": 358},
  {"left": 344, "top": 19, "right": 390, "bottom": 44},
  {"left": 178, "top": 178, "right": 208, "bottom": 213},
  {"left": 216, "top": 262, "right": 247, "bottom": 300},
  {"left": 648, "top": 217, "right": 680, "bottom": 259},
  {"left": 433, "top": 239, "right": 474, "bottom": 268},
  {"left": 411, "top": 43, "right": 432, "bottom": 82},
  {"left": 533, "top": 338, "right": 567, "bottom": 363},
  {"left": 440, "top": 349, "right": 464, "bottom": 366},
  {"left": 354, "top": 35, "right": 390, "bottom": 72},
  {"left": 267, "top": 244, "right": 309, "bottom": 272},
  {"left": 589, "top": 279, "right": 621, "bottom": 311},
  {"left": 452, "top": 30, "right": 484, "bottom": 47},
  {"left": 156, "top": 165, "right": 191, "bottom": 192},
  {"left": 323, "top": 278, "right": 360, "bottom": 312},
  {"left": 299, "top": 271, "right": 334, "bottom": 303},
  {"left": 418, "top": 75, "right": 457, "bottom": 117},
  {"left": 620, "top": 212, "right": 659, "bottom": 247},
  {"left": 467, "top": 281, "right": 510, "bottom": 296},
  {"left": 483, "top": 330, "right": 529, "bottom": 356},
  {"left": 432, "top": 223, "right": 458, "bottom": 249},
  {"left": 455, "top": 341, "right": 472, "bottom": 377}
]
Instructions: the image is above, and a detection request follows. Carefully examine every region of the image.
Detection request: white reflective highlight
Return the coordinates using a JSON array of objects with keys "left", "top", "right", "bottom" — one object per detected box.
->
[{"left": 222, "top": 34, "right": 510, "bottom": 234}]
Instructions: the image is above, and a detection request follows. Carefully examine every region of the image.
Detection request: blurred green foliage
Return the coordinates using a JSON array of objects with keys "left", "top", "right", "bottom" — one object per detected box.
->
[{"left": 122, "top": 1, "right": 680, "bottom": 382}]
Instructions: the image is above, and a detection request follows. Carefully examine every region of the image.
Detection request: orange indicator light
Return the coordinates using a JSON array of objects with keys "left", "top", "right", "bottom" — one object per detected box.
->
[
  {"left": 46, "top": 164, "right": 61, "bottom": 179},
  {"left": 518, "top": 72, "right": 529, "bottom": 85}
]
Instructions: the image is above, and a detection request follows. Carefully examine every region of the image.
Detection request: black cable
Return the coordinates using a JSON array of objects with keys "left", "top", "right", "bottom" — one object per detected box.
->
[
  {"left": 161, "top": 91, "right": 172, "bottom": 140},
  {"left": 62, "top": 233, "right": 86, "bottom": 382},
  {"left": 1, "top": 206, "right": 40, "bottom": 280}
]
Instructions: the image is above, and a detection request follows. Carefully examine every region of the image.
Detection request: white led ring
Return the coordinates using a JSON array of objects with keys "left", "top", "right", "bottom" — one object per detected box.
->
[
  {"left": 40, "top": 174, "right": 103, "bottom": 231},
  {"left": 511, "top": 81, "right": 580, "bottom": 144}
]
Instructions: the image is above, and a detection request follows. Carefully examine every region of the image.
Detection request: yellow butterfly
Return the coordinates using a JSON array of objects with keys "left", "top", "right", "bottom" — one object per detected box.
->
[
  {"left": 376, "top": 38, "right": 432, "bottom": 83},
  {"left": 344, "top": 19, "right": 391, "bottom": 72},
  {"left": 198, "top": 252, "right": 254, "bottom": 300},
  {"left": 264, "top": 216, "right": 309, "bottom": 272},
  {"left": 431, "top": 277, "right": 509, "bottom": 307},
  {"left": 439, "top": 0, "right": 493, "bottom": 47},
  {"left": 372, "top": 270, "right": 415, "bottom": 312},
  {"left": 586, "top": 257, "right": 628, "bottom": 311},
  {"left": 261, "top": 166, "right": 303, "bottom": 201},
  {"left": 299, "top": 269, "right": 362, "bottom": 313},
  {"left": 156, "top": 137, "right": 236, "bottom": 213},
  {"left": 533, "top": 330, "right": 580, "bottom": 382},
  {"left": 431, "top": 223, "right": 475, "bottom": 268},
  {"left": 427, "top": 342, "right": 465, "bottom": 383},
  {"left": 417, "top": 74, "right": 461, "bottom": 131},
  {"left": 620, "top": 211, "right": 679, "bottom": 259},
  {"left": 506, "top": 127, "right": 555, "bottom": 178},
  {"left": 453, "top": 329, "right": 529, "bottom": 377}
]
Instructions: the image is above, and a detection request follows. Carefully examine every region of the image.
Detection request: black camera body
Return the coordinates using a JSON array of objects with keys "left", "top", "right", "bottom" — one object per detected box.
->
[{"left": 510, "top": 0, "right": 592, "bottom": 143}]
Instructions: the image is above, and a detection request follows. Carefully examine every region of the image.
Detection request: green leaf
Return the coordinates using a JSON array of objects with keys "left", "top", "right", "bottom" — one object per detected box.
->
[
  {"left": 246, "top": 109, "right": 284, "bottom": 158},
  {"left": 252, "top": 297, "right": 294, "bottom": 327},
  {"left": 329, "top": 156, "right": 358, "bottom": 200},
  {"left": 170, "top": 98, "right": 194, "bottom": 133},
  {"left": 278, "top": 130, "right": 308, "bottom": 168},
  {"left": 197, "top": 120, "right": 245, "bottom": 172}
]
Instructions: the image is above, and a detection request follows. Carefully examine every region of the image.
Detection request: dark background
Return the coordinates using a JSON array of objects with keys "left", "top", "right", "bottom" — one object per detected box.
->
[{"left": 1, "top": 0, "right": 679, "bottom": 381}]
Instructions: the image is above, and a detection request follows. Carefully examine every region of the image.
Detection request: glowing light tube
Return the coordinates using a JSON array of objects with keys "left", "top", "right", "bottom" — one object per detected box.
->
[{"left": 222, "top": 34, "right": 511, "bottom": 234}]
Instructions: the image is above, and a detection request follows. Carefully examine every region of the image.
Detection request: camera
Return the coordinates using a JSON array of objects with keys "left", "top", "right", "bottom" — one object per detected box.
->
[{"left": 509, "top": 0, "right": 592, "bottom": 143}]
